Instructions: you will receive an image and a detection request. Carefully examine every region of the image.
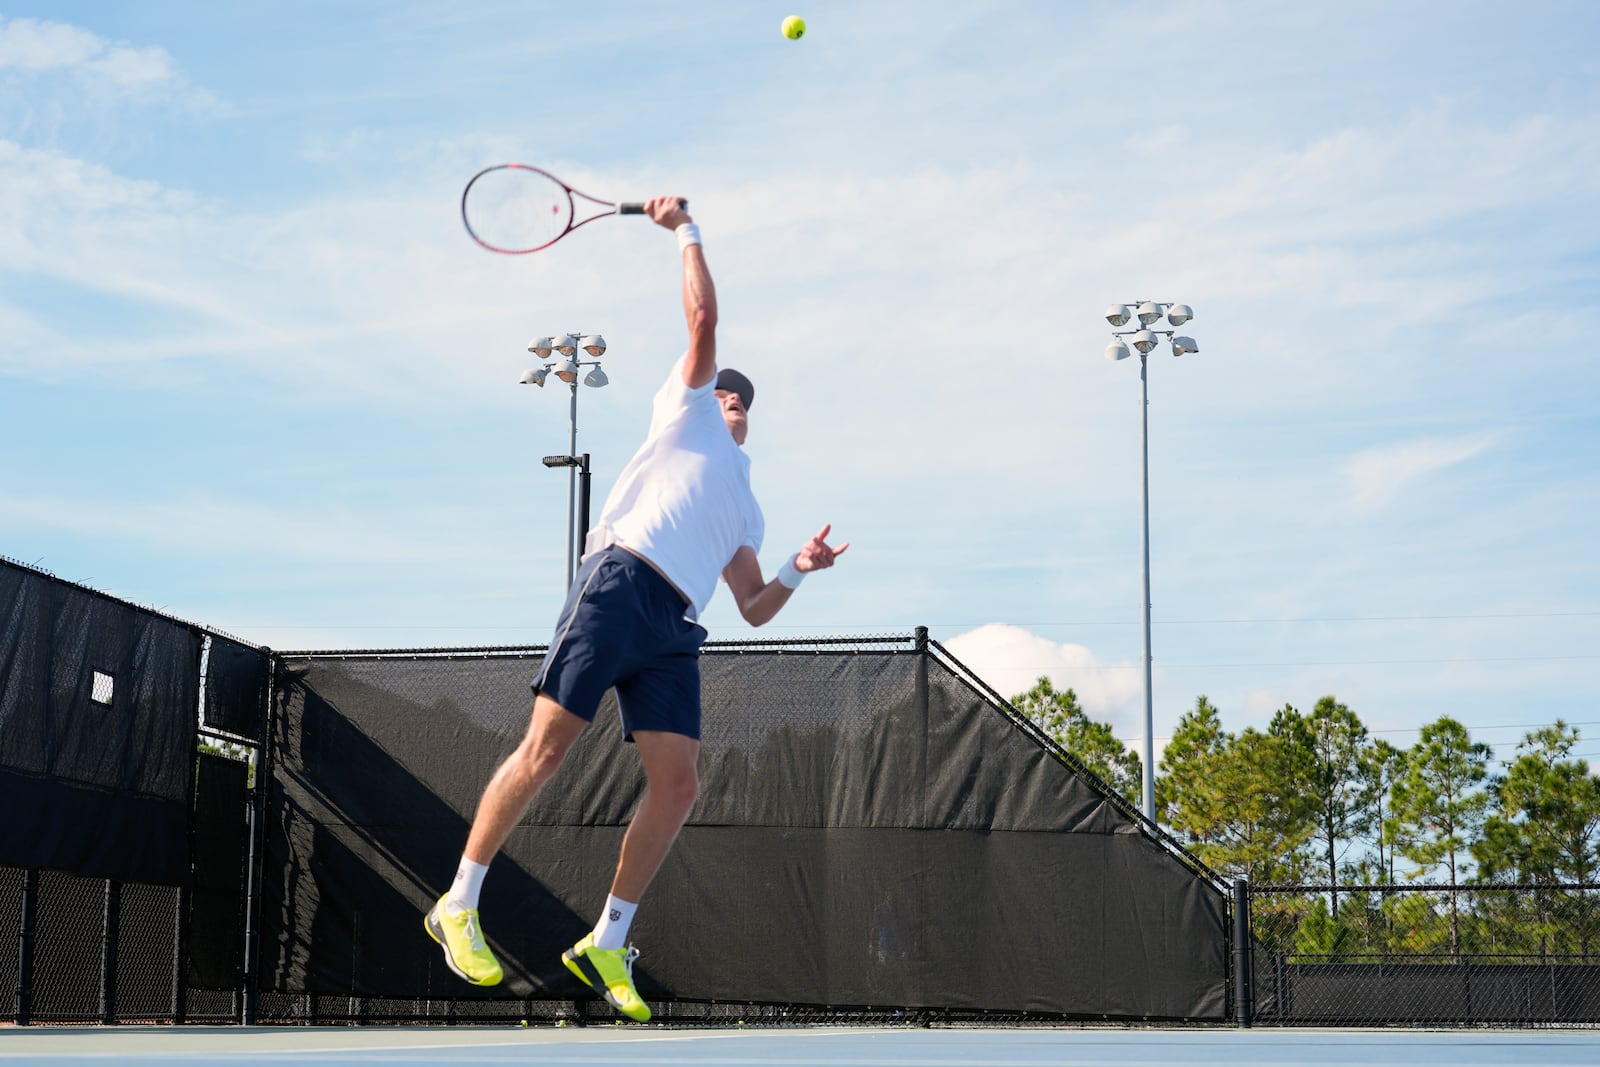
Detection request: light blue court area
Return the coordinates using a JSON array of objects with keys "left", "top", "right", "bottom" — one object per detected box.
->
[{"left": 1, "top": 1027, "right": 1599, "bottom": 1067}]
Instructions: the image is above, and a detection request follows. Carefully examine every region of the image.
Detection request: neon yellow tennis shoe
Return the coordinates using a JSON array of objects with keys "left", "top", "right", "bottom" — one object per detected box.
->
[
  {"left": 424, "top": 896, "right": 503, "bottom": 986},
  {"left": 562, "top": 933, "right": 651, "bottom": 1022}
]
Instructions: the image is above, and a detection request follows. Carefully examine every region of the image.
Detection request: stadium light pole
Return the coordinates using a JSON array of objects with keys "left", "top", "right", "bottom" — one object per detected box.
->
[
  {"left": 521, "top": 333, "right": 609, "bottom": 589},
  {"left": 1104, "top": 301, "right": 1198, "bottom": 824}
]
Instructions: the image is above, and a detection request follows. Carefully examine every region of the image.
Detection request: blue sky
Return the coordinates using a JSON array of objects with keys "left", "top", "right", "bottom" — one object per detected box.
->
[{"left": 3, "top": 1, "right": 1598, "bottom": 771}]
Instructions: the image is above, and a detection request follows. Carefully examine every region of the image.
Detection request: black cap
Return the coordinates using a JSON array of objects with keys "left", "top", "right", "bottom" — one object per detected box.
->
[{"left": 715, "top": 368, "right": 754, "bottom": 411}]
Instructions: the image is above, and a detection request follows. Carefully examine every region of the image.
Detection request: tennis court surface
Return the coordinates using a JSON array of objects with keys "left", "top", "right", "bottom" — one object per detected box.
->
[{"left": 2, "top": 1026, "right": 1599, "bottom": 1066}]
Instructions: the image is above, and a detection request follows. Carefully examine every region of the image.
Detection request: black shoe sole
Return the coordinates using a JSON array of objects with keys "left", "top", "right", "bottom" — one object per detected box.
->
[{"left": 562, "top": 945, "right": 605, "bottom": 995}]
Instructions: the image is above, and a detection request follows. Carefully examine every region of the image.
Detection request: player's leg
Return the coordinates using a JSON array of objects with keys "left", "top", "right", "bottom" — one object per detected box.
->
[
  {"left": 558, "top": 549, "right": 702, "bottom": 1019},
  {"left": 425, "top": 694, "right": 588, "bottom": 985},
  {"left": 610, "top": 729, "right": 701, "bottom": 901},
  {"left": 598, "top": 641, "right": 704, "bottom": 926},
  {"left": 426, "top": 548, "right": 626, "bottom": 986},
  {"left": 465, "top": 694, "right": 590, "bottom": 862},
  {"left": 562, "top": 728, "right": 698, "bottom": 1022}
]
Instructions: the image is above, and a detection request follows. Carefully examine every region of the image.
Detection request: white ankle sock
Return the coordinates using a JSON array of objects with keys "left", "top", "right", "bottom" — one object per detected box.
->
[
  {"left": 592, "top": 894, "right": 638, "bottom": 950},
  {"left": 445, "top": 858, "right": 489, "bottom": 914}
]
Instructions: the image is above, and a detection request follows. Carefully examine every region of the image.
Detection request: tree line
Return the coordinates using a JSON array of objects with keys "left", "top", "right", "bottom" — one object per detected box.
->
[{"left": 1010, "top": 678, "right": 1600, "bottom": 891}]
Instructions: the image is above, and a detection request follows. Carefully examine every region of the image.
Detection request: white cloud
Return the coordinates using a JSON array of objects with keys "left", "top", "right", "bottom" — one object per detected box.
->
[
  {"left": 1343, "top": 434, "right": 1496, "bottom": 513},
  {"left": 0, "top": 16, "right": 179, "bottom": 91},
  {"left": 941, "top": 623, "right": 1143, "bottom": 730},
  {"left": 0, "top": 17, "right": 103, "bottom": 70}
]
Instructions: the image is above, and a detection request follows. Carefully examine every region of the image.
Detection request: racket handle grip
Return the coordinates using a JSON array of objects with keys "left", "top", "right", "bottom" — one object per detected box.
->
[{"left": 616, "top": 198, "right": 688, "bottom": 215}]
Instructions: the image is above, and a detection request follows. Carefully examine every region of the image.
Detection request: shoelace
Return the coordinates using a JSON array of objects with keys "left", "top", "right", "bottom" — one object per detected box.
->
[{"left": 464, "top": 913, "right": 487, "bottom": 952}]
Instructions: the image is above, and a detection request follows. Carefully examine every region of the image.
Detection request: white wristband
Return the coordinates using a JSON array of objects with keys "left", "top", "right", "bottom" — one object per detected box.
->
[
  {"left": 676, "top": 222, "right": 701, "bottom": 251},
  {"left": 777, "top": 554, "right": 805, "bottom": 590}
]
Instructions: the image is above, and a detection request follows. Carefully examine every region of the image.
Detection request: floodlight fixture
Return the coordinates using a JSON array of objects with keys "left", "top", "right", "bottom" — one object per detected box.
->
[
  {"left": 1106, "top": 339, "right": 1132, "bottom": 361},
  {"left": 1167, "top": 304, "right": 1194, "bottom": 327},
  {"left": 1106, "top": 304, "right": 1132, "bottom": 327},
  {"left": 1136, "top": 301, "right": 1163, "bottom": 327},
  {"left": 526, "top": 330, "right": 613, "bottom": 589},
  {"left": 1172, "top": 335, "right": 1198, "bottom": 357},
  {"left": 1132, "top": 328, "right": 1159, "bottom": 354}
]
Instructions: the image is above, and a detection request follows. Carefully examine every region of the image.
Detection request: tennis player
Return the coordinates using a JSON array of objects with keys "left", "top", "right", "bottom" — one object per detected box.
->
[{"left": 425, "top": 195, "right": 847, "bottom": 1021}]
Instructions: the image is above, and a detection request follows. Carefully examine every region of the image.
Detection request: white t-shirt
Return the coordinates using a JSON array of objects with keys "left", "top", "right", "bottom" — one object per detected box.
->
[{"left": 584, "top": 355, "right": 764, "bottom": 619}]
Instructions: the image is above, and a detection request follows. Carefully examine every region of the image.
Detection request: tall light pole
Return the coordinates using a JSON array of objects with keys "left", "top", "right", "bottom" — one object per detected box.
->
[
  {"left": 1104, "top": 301, "right": 1198, "bottom": 824},
  {"left": 520, "top": 333, "right": 609, "bottom": 589}
]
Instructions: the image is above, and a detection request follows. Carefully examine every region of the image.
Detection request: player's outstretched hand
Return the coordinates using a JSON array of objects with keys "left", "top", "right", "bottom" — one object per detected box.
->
[
  {"left": 646, "top": 195, "right": 691, "bottom": 231},
  {"left": 795, "top": 524, "right": 849, "bottom": 574}
]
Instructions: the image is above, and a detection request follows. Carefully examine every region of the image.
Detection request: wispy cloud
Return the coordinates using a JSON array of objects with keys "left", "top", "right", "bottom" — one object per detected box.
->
[
  {"left": 0, "top": 490, "right": 513, "bottom": 567},
  {"left": 0, "top": 14, "right": 225, "bottom": 117},
  {"left": 1343, "top": 434, "right": 1497, "bottom": 513},
  {"left": 0, "top": 16, "right": 177, "bottom": 89},
  {"left": 0, "top": 15, "right": 173, "bottom": 86}
]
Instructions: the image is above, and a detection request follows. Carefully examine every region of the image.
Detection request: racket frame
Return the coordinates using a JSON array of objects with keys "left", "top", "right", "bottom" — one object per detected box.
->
[{"left": 461, "top": 163, "right": 647, "bottom": 255}]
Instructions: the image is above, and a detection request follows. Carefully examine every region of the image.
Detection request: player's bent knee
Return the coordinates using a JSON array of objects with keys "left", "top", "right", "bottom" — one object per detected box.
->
[
  {"left": 519, "top": 696, "right": 587, "bottom": 778},
  {"left": 516, "top": 741, "right": 568, "bottom": 785},
  {"left": 659, "top": 769, "right": 698, "bottom": 815}
]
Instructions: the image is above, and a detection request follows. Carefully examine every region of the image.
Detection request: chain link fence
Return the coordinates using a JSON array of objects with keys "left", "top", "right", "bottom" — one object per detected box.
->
[
  {"left": 0, "top": 864, "right": 237, "bottom": 1025},
  {"left": 1247, "top": 884, "right": 1600, "bottom": 1026}
]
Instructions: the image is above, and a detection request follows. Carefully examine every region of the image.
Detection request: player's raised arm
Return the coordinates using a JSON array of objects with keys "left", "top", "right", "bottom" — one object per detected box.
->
[
  {"left": 645, "top": 195, "right": 716, "bottom": 390},
  {"left": 723, "top": 525, "right": 850, "bottom": 628}
]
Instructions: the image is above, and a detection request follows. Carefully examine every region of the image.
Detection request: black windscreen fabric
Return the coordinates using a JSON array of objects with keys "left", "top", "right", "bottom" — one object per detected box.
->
[
  {"left": 264, "top": 647, "right": 1227, "bottom": 1019},
  {"left": 189, "top": 753, "right": 250, "bottom": 989},
  {"left": 0, "top": 560, "right": 201, "bottom": 884},
  {"left": 203, "top": 637, "right": 270, "bottom": 741}
]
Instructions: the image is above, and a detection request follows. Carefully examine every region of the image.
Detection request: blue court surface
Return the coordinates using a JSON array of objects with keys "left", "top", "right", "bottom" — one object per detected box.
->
[{"left": 1, "top": 1026, "right": 1598, "bottom": 1067}]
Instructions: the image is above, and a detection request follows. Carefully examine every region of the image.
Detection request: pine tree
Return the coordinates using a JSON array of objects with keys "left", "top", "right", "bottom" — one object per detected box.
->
[
  {"left": 1302, "top": 696, "right": 1370, "bottom": 916},
  {"left": 1356, "top": 738, "right": 1406, "bottom": 884},
  {"left": 1009, "top": 676, "right": 1142, "bottom": 807},
  {"left": 1158, "top": 695, "right": 1226, "bottom": 835},
  {"left": 1389, "top": 716, "right": 1492, "bottom": 953},
  {"left": 1475, "top": 722, "right": 1600, "bottom": 956},
  {"left": 1197, "top": 719, "right": 1315, "bottom": 884}
]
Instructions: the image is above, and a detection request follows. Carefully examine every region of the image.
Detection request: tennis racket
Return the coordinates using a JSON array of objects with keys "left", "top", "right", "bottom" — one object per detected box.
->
[{"left": 460, "top": 164, "right": 685, "bottom": 254}]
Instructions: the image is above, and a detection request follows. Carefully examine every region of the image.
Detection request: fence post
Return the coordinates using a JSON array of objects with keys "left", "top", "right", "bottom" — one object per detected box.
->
[
  {"left": 172, "top": 883, "right": 190, "bottom": 1024},
  {"left": 15, "top": 868, "right": 37, "bottom": 1026},
  {"left": 241, "top": 753, "right": 265, "bottom": 1024},
  {"left": 101, "top": 880, "right": 121, "bottom": 1024},
  {"left": 241, "top": 661, "right": 276, "bottom": 1025},
  {"left": 913, "top": 627, "right": 929, "bottom": 816},
  {"left": 913, "top": 626, "right": 929, "bottom": 714},
  {"left": 1233, "top": 878, "right": 1253, "bottom": 1028},
  {"left": 913, "top": 628, "right": 929, "bottom": 707}
]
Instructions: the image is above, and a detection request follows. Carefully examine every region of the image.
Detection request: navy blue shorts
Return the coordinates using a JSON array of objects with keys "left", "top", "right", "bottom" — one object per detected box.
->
[{"left": 532, "top": 546, "right": 708, "bottom": 741}]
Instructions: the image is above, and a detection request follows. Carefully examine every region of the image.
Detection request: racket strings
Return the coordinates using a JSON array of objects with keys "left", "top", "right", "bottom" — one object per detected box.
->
[{"left": 463, "top": 166, "right": 579, "bottom": 253}]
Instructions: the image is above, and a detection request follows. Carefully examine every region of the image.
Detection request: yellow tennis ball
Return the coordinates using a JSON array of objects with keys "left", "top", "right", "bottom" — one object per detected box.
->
[{"left": 782, "top": 15, "right": 806, "bottom": 40}]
